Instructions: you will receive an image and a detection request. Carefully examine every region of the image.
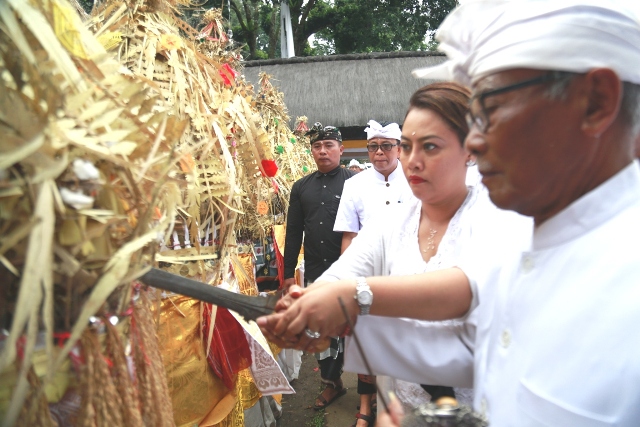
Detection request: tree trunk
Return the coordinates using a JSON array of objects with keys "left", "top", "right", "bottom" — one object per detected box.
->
[
  {"left": 231, "top": 0, "right": 259, "bottom": 59},
  {"left": 267, "top": 3, "right": 280, "bottom": 58},
  {"left": 289, "top": 0, "right": 317, "bottom": 56}
]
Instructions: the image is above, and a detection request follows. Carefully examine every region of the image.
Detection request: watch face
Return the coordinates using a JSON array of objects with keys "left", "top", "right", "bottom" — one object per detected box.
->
[{"left": 358, "top": 291, "right": 373, "bottom": 306}]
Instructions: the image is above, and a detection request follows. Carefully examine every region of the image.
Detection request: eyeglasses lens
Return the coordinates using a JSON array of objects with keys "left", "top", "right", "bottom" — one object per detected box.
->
[{"left": 367, "top": 143, "right": 396, "bottom": 152}]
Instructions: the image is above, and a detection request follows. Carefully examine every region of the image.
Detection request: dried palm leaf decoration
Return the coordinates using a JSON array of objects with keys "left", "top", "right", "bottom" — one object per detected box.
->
[
  {"left": 0, "top": 0, "right": 180, "bottom": 424},
  {"left": 1, "top": 0, "right": 315, "bottom": 425}
]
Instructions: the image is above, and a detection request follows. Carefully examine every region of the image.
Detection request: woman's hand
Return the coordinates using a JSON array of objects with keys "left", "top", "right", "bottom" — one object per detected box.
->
[
  {"left": 273, "top": 284, "right": 304, "bottom": 312},
  {"left": 257, "top": 279, "right": 359, "bottom": 349},
  {"left": 281, "top": 278, "right": 297, "bottom": 293}
]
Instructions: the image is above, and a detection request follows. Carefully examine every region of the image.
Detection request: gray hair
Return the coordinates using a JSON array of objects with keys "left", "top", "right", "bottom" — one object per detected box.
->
[
  {"left": 545, "top": 72, "right": 640, "bottom": 138},
  {"left": 543, "top": 71, "right": 576, "bottom": 100},
  {"left": 621, "top": 82, "right": 640, "bottom": 138}
]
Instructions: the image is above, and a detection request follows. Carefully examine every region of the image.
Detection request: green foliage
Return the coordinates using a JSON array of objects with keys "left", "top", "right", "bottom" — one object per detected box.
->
[
  {"left": 305, "top": 36, "right": 335, "bottom": 56},
  {"left": 307, "top": 409, "right": 325, "bottom": 427},
  {"left": 252, "top": 49, "right": 269, "bottom": 59},
  {"left": 184, "top": 0, "right": 458, "bottom": 59},
  {"left": 327, "top": 0, "right": 458, "bottom": 54}
]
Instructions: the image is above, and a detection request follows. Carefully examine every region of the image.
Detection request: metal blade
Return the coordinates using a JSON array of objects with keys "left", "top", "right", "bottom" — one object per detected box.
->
[{"left": 138, "top": 267, "right": 279, "bottom": 321}]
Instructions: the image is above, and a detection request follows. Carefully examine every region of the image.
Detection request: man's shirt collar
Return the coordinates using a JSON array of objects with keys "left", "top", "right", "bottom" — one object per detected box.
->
[{"left": 314, "top": 165, "right": 343, "bottom": 177}]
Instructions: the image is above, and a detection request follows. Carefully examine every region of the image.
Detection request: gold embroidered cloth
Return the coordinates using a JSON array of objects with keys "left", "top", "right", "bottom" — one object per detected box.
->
[{"left": 155, "top": 295, "right": 236, "bottom": 427}]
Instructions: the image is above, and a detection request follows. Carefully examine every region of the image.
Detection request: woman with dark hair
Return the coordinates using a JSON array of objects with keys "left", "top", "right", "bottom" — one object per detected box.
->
[{"left": 259, "top": 82, "right": 529, "bottom": 425}]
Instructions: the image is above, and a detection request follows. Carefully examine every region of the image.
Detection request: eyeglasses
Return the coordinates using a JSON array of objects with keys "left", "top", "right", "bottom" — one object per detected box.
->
[
  {"left": 366, "top": 142, "right": 399, "bottom": 152},
  {"left": 466, "top": 72, "right": 564, "bottom": 133}
]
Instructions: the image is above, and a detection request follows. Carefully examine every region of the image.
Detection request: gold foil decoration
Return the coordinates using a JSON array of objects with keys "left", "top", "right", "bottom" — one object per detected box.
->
[
  {"left": 237, "top": 253, "right": 259, "bottom": 297},
  {"left": 155, "top": 295, "right": 236, "bottom": 427},
  {"left": 237, "top": 368, "right": 261, "bottom": 411},
  {"left": 207, "top": 379, "right": 244, "bottom": 427}
]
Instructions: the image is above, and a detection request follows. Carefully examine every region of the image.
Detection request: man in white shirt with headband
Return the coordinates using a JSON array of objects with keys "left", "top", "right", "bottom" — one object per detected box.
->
[
  {"left": 334, "top": 120, "right": 413, "bottom": 252},
  {"left": 356, "top": 1, "right": 640, "bottom": 425}
]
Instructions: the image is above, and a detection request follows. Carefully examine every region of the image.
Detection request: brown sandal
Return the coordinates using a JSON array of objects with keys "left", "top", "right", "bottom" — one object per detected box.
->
[
  {"left": 351, "top": 412, "right": 375, "bottom": 427},
  {"left": 313, "top": 385, "right": 347, "bottom": 410}
]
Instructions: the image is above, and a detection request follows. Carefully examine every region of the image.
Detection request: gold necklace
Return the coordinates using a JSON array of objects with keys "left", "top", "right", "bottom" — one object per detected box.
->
[{"left": 421, "top": 228, "right": 438, "bottom": 253}]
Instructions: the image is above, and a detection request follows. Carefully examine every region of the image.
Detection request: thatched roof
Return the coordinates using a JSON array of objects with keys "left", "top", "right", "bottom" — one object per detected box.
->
[{"left": 242, "top": 51, "right": 446, "bottom": 139}]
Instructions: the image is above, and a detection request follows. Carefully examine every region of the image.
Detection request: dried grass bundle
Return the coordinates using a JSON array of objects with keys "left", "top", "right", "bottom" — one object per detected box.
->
[
  {"left": 88, "top": 1, "right": 237, "bottom": 283},
  {"left": 104, "top": 319, "right": 143, "bottom": 427},
  {"left": 87, "top": 0, "right": 303, "bottom": 283},
  {"left": 2, "top": 0, "right": 314, "bottom": 424},
  {"left": 15, "top": 367, "right": 57, "bottom": 427},
  {"left": 131, "top": 289, "right": 175, "bottom": 427},
  {"left": 75, "top": 328, "right": 125, "bottom": 427},
  {"left": 0, "top": 0, "right": 180, "bottom": 424}
]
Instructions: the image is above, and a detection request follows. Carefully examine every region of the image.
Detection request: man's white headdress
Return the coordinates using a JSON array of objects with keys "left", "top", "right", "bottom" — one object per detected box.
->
[
  {"left": 413, "top": 0, "right": 640, "bottom": 86},
  {"left": 348, "top": 159, "right": 364, "bottom": 169},
  {"left": 364, "top": 120, "right": 402, "bottom": 141}
]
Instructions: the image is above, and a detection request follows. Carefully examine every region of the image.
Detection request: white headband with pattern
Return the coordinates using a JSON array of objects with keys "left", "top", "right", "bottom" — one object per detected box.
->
[{"left": 364, "top": 120, "right": 402, "bottom": 141}]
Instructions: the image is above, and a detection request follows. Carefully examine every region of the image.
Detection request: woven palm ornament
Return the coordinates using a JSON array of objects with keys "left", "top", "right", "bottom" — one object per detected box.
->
[{"left": 0, "top": 0, "right": 315, "bottom": 426}]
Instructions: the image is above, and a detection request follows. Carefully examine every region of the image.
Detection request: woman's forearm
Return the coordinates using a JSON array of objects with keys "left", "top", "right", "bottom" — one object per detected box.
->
[
  {"left": 258, "top": 267, "right": 474, "bottom": 348},
  {"left": 366, "top": 267, "right": 472, "bottom": 320}
]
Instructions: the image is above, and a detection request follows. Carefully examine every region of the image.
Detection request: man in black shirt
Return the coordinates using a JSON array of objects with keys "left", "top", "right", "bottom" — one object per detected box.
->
[{"left": 283, "top": 123, "right": 354, "bottom": 410}]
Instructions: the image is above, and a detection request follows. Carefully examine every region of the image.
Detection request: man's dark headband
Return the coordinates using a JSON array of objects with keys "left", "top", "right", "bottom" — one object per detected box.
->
[{"left": 306, "top": 122, "right": 342, "bottom": 144}]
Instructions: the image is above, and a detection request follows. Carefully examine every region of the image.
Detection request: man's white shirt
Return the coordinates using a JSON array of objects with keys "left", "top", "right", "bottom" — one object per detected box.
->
[
  {"left": 333, "top": 165, "right": 413, "bottom": 232},
  {"left": 345, "top": 162, "right": 640, "bottom": 426}
]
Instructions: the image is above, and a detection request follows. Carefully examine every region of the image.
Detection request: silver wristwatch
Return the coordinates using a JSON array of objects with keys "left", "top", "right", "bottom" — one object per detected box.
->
[{"left": 354, "top": 277, "right": 373, "bottom": 315}]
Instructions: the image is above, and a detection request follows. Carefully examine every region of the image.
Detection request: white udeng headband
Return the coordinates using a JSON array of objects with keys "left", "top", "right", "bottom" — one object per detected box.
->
[
  {"left": 412, "top": 0, "right": 640, "bottom": 86},
  {"left": 365, "top": 120, "right": 402, "bottom": 141},
  {"left": 348, "top": 159, "right": 363, "bottom": 168}
]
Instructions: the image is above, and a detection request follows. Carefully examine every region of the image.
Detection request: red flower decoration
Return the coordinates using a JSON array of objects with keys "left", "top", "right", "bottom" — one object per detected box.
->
[
  {"left": 219, "top": 63, "right": 238, "bottom": 86},
  {"left": 261, "top": 159, "right": 278, "bottom": 177}
]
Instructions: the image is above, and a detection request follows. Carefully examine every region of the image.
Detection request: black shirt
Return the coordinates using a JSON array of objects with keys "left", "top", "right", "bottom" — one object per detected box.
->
[{"left": 284, "top": 166, "right": 355, "bottom": 282}]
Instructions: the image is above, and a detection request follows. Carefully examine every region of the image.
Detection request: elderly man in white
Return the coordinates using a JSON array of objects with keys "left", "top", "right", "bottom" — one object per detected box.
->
[
  {"left": 257, "top": 1, "right": 640, "bottom": 426},
  {"left": 334, "top": 120, "right": 414, "bottom": 252}
]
